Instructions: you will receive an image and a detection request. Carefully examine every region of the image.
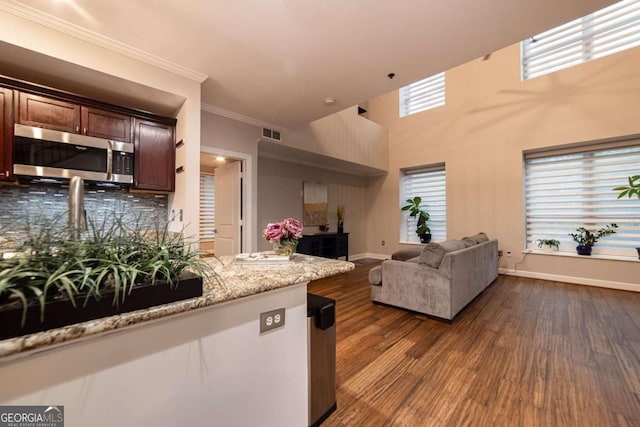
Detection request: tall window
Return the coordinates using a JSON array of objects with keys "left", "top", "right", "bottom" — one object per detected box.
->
[
  {"left": 199, "top": 174, "right": 215, "bottom": 240},
  {"left": 522, "top": 0, "right": 640, "bottom": 80},
  {"left": 400, "top": 164, "right": 446, "bottom": 243},
  {"left": 399, "top": 72, "right": 445, "bottom": 117},
  {"left": 524, "top": 140, "right": 640, "bottom": 257}
]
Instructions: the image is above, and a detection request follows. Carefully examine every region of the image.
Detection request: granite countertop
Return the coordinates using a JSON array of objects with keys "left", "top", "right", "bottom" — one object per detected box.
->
[{"left": 0, "top": 254, "right": 354, "bottom": 360}]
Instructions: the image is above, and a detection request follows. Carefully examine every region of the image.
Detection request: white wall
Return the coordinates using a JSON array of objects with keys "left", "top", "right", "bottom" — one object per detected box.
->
[
  {"left": 257, "top": 157, "right": 370, "bottom": 256},
  {"left": 366, "top": 43, "right": 640, "bottom": 288}
]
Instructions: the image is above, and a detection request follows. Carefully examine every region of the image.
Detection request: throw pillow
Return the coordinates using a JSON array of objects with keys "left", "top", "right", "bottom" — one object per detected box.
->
[
  {"left": 418, "top": 243, "right": 446, "bottom": 268},
  {"left": 438, "top": 239, "right": 467, "bottom": 253},
  {"left": 466, "top": 232, "right": 489, "bottom": 244},
  {"left": 461, "top": 238, "right": 477, "bottom": 248}
]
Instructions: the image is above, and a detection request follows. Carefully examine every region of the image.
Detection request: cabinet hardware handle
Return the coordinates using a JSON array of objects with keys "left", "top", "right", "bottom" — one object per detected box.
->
[
  {"left": 83, "top": 127, "right": 87, "bottom": 134},
  {"left": 76, "top": 126, "right": 79, "bottom": 133}
]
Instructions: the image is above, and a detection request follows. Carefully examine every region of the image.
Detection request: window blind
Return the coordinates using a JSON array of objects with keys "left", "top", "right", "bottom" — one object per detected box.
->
[
  {"left": 199, "top": 174, "right": 215, "bottom": 240},
  {"left": 399, "top": 72, "right": 445, "bottom": 117},
  {"left": 522, "top": 0, "right": 640, "bottom": 80},
  {"left": 524, "top": 142, "right": 640, "bottom": 256},
  {"left": 401, "top": 165, "right": 446, "bottom": 242}
]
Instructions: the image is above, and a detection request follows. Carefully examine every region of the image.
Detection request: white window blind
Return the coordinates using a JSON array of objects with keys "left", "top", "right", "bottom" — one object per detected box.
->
[
  {"left": 522, "top": 0, "right": 640, "bottom": 80},
  {"left": 401, "top": 164, "right": 446, "bottom": 242},
  {"left": 199, "top": 174, "right": 215, "bottom": 240},
  {"left": 524, "top": 141, "right": 640, "bottom": 257},
  {"left": 399, "top": 72, "right": 445, "bottom": 117}
]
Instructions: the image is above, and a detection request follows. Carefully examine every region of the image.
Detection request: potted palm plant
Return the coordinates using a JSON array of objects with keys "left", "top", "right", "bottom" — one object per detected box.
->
[
  {"left": 401, "top": 196, "right": 431, "bottom": 243},
  {"left": 614, "top": 174, "right": 640, "bottom": 258},
  {"left": 568, "top": 224, "right": 617, "bottom": 256}
]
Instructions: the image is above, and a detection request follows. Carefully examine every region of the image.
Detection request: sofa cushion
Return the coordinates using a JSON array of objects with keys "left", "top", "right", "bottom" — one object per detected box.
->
[
  {"left": 465, "top": 232, "right": 489, "bottom": 244},
  {"left": 462, "top": 237, "right": 477, "bottom": 248},
  {"left": 407, "top": 256, "right": 420, "bottom": 263},
  {"left": 439, "top": 240, "right": 467, "bottom": 253},
  {"left": 391, "top": 248, "right": 423, "bottom": 261},
  {"left": 418, "top": 243, "right": 446, "bottom": 268},
  {"left": 369, "top": 265, "right": 382, "bottom": 285}
]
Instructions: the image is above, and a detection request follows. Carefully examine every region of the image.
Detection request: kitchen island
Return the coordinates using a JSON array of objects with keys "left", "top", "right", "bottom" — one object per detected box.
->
[{"left": 0, "top": 254, "right": 354, "bottom": 427}]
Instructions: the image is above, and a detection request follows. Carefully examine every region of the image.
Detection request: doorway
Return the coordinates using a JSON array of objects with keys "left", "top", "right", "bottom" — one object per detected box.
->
[{"left": 200, "top": 151, "right": 246, "bottom": 256}]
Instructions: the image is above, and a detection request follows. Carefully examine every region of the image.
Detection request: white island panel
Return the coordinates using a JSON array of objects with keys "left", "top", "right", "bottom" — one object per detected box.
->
[{"left": 0, "top": 283, "right": 308, "bottom": 427}]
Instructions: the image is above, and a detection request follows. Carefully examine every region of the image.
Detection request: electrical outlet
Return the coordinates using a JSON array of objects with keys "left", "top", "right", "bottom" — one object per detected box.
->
[
  {"left": 381, "top": 240, "right": 386, "bottom": 246},
  {"left": 260, "top": 308, "right": 285, "bottom": 333}
]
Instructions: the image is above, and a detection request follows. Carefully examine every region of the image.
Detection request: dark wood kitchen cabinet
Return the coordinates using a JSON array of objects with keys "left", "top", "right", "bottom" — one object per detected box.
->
[
  {"left": 133, "top": 118, "right": 175, "bottom": 192},
  {"left": 81, "top": 106, "right": 132, "bottom": 142},
  {"left": 0, "top": 87, "right": 13, "bottom": 180},
  {"left": 18, "top": 93, "right": 132, "bottom": 143},
  {"left": 18, "top": 92, "right": 80, "bottom": 133}
]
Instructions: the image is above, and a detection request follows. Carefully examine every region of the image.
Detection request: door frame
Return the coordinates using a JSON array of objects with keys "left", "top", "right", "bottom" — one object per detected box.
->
[{"left": 200, "top": 146, "right": 255, "bottom": 253}]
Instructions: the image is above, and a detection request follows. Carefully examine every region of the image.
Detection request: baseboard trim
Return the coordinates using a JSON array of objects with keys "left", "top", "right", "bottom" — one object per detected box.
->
[
  {"left": 350, "top": 253, "right": 388, "bottom": 261},
  {"left": 499, "top": 268, "right": 640, "bottom": 293}
]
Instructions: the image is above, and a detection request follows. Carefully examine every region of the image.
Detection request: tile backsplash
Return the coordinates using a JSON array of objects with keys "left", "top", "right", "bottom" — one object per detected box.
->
[{"left": 0, "top": 180, "right": 168, "bottom": 247}]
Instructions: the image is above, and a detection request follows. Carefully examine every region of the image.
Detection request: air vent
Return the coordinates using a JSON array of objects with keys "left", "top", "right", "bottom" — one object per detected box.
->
[{"left": 262, "top": 128, "right": 282, "bottom": 142}]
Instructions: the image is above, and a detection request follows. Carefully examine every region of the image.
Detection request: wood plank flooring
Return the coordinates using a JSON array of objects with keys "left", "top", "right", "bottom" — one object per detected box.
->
[{"left": 307, "top": 261, "right": 640, "bottom": 426}]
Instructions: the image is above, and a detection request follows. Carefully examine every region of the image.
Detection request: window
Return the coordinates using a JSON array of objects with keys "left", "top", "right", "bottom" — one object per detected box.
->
[
  {"left": 199, "top": 174, "right": 215, "bottom": 240},
  {"left": 524, "top": 140, "right": 640, "bottom": 257},
  {"left": 522, "top": 0, "right": 640, "bottom": 80},
  {"left": 399, "top": 72, "right": 445, "bottom": 117},
  {"left": 400, "top": 164, "right": 446, "bottom": 242}
]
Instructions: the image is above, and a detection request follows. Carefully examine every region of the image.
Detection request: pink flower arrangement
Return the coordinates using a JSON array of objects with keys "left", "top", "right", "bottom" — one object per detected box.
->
[{"left": 263, "top": 217, "right": 304, "bottom": 244}]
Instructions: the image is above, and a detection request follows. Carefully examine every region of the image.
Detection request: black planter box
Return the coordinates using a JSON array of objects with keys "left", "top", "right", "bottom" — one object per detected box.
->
[{"left": 0, "top": 273, "right": 203, "bottom": 340}]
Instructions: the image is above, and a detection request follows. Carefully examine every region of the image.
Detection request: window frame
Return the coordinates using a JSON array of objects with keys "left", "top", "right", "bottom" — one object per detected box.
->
[{"left": 400, "top": 163, "right": 447, "bottom": 244}]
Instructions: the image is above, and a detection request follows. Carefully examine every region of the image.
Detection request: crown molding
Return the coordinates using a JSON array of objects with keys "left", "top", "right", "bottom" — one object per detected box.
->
[
  {"left": 0, "top": 0, "right": 208, "bottom": 83},
  {"left": 201, "top": 103, "right": 289, "bottom": 133}
]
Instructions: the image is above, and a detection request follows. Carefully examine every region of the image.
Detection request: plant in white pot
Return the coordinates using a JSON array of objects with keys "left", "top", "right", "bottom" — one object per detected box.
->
[
  {"left": 569, "top": 224, "right": 617, "bottom": 256},
  {"left": 401, "top": 196, "right": 431, "bottom": 243},
  {"left": 614, "top": 174, "right": 640, "bottom": 259}
]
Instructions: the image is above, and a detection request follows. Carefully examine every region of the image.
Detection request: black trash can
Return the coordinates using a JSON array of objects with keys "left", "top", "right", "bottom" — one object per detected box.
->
[{"left": 307, "top": 293, "right": 337, "bottom": 427}]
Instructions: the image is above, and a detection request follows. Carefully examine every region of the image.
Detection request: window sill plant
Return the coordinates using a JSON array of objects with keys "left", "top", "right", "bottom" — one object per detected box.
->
[
  {"left": 614, "top": 174, "right": 640, "bottom": 259},
  {"left": 401, "top": 196, "right": 431, "bottom": 243},
  {"left": 568, "top": 224, "right": 618, "bottom": 256},
  {"left": 536, "top": 238, "right": 560, "bottom": 252}
]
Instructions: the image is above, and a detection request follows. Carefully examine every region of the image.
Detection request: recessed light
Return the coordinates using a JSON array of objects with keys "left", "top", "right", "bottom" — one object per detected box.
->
[{"left": 324, "top": 98, "right": 336, "bottom": 106}]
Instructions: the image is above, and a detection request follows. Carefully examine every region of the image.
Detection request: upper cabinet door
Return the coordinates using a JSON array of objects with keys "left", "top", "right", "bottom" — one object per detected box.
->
[
  {"left": 18, "top": 93, "right": 80, "bottom": 133},
  {"left": 81, "top": 106, "right": 132, "bottom": 143},
  {"left": 134, "top": 118, "right": 175, "bottom": 192},
  {"left": 0, "top": 87, "right": 13, "bottom": 180}
]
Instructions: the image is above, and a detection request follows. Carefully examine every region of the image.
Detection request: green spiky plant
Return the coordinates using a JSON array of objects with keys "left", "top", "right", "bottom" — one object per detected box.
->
[{"left": 0, "top": 211, "right": 215, "bottom": 326}]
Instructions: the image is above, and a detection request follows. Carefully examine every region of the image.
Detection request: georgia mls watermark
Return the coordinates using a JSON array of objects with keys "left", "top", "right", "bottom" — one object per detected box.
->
[{"left": 0, "top": 406, "right": 64, "bottom": 427}]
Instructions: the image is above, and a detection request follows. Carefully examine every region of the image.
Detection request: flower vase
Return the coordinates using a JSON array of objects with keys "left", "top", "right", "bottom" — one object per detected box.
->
[{"left": 273, "top": 240, "right": 297, "bottom": 256}]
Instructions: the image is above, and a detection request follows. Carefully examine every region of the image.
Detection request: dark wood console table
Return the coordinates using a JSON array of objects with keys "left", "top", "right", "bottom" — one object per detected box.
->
[{"left": 297, "top": 233, "right": 349, "bottom": 261}]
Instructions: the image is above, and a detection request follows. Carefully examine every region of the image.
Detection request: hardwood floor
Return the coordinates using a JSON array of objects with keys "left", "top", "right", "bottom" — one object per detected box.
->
[{"left": 307, "top": 261, "right": 640, "bottom": 426}]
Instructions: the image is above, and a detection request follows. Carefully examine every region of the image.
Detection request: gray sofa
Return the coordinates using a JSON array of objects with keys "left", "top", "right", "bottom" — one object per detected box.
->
[{"left": 369, "top": 234, "right": 498, "bottom": 321}]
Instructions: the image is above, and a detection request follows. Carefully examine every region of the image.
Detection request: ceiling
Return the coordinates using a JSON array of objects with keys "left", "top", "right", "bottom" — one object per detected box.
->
[{"left": 1, "top": 0, "right": 618, "bottom": 129}]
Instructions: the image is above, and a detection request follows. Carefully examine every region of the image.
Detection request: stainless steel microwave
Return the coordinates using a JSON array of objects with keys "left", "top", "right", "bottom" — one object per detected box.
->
[{"left": 13, "top": 124, "right": 134, "bottom": 184}]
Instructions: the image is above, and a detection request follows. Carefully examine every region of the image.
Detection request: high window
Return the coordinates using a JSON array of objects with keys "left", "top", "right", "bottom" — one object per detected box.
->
[
  {"left": 199, "top": 174, "right": 215, "bottom": 241},
  {"left": 522, "top": 0, "right": 640, "bottom": 80},
  {"left": 524, "top": 140, "right": 640, "bottom": 257},
  {"left": 399, "top": 72, "right": 445, "bottom": 117},
  {"left": 400, "top": 164, "right": 446, "bottom": 243}
]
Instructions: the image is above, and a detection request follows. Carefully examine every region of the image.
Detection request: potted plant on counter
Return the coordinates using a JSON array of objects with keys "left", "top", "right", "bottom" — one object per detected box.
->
[
  {"left": 613, "top": 174, "right": 640, "bottom": 259},
  {"left": 401, "top": 196, "right": 431, "bottom": 243},
  {"left": 569, "top": 224, "right": 618, "bottom": 256}
]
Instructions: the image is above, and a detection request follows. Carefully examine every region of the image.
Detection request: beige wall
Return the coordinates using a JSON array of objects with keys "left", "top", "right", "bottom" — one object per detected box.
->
[
  {"left": 366, "top": 43, "right": 640, "bottom": 287},
  {"left": 257, "top": 157, "right": 370, "bottom": 256}
]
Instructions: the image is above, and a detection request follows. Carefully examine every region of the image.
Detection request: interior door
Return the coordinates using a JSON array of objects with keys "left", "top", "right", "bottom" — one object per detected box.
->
[{"left": 214, "top": 160, "right": 241, "bottom": 255}]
